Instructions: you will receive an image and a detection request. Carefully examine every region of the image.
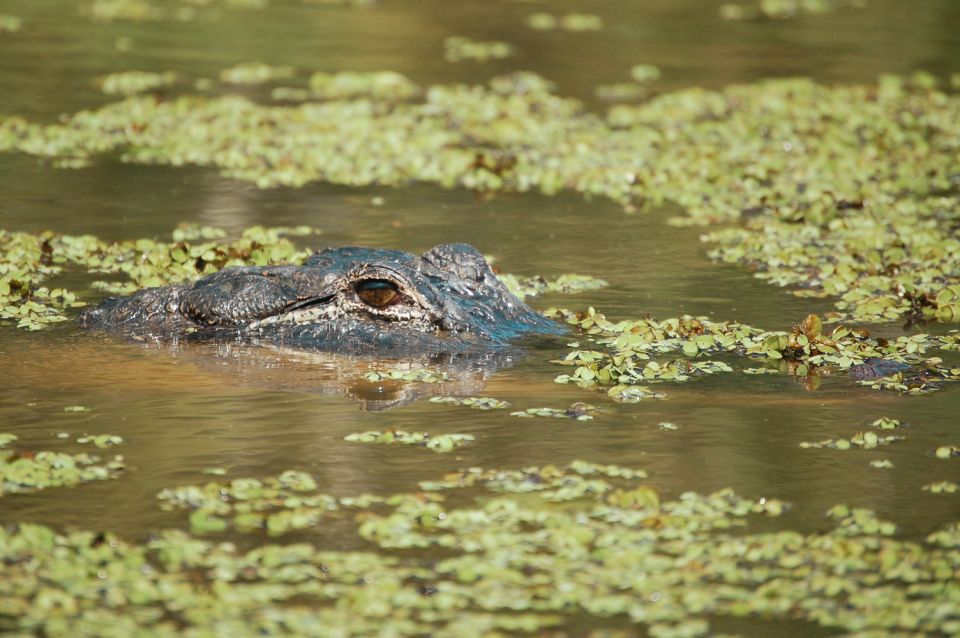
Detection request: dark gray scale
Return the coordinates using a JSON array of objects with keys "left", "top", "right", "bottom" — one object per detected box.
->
[{"left": 180, "top": 267, "right": 324, "bottom": 326}]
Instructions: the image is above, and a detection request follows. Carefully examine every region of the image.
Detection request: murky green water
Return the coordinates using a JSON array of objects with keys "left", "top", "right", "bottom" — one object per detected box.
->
[{"left": 1, "top": 1, "right": 959, "bottom": 635}]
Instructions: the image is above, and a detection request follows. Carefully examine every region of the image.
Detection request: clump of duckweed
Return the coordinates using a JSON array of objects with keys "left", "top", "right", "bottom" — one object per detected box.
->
[
  {"left": 826, "top": 504, "right": 897, "bottom": 536},
  {"left": 344, "top": 430, "right": 475, "bottom": 453},
  {"left": 363, "top": 368, "right": 450, "bottom": 383},
  {"left": 869, "top": 417, "right": 904, "bottom": 430},
  {"left": 595, "top": 83, "right": 650, "bottom": 103},
  {"left": 498, "top": 272, "right": 608, "bottom": 299},
  {"left": 720, "top": 0, "right": 866, "bottom": 21},
  {"left": 63, "top": 405, "right": 91, "bottom": 412},
  {"left": 0, "top": 225, "right": 314, "bottom": 330},
  {"left": 428, "top": 396, "right": 510, "bottom": 410},
  {"left": 935, "top": 445, "right": 959, "bottom": 459},
  {"left": 799, "top": 430, "right": 904, "bottom": 450},
  {"left": 1, "top": 459, "right": 958, "bottom": 635},
  {"left": 307, "top": 70, "right": 420, "bottom": 100},
  {"left": 270, "top": 86, "right": 311, "bottom": 101},
  {"left": 922, "top": 481, "right": 958, "bottom": 494},
  {"left": 630, "top": 64, "right": 661, "bottom": 83},
  {"left": 77, "top": 434, "right": 123, "bottom": 448},
  {"left": 0, "top": 14, "right": 22, "bottom": 32},
  {"left": 0, "top": 436, "right": 125, "bottom": 495},
  {"left": 510, "top": 402, "right": 596, "bottom": 421},
  {"left": 83, "top": 0, "right": 270, "bottom": 22},
  {"left": 98, "top": 70, "right": 178, "bottom": 96},
  {"left": 158, "top": 470, "right": 340, "bottom": 534},
  {"left": 526, "top": 12, "right": 603, "bottom": 31},
  {"left": 219, "top": 62, "right": 295, "bottom": 85},
  {"left": 442, "top": 36, "right": 514, "bottom": 63},
  {"left": 82, "top": 0, "right": 163, "bottom": 21},
  {"left": 594, "top": 66, "right": 659, "bottom": 104},
  {"left": 549, "top": 307, "right": 960, "bottom": 394},
  {"left": 921, "top": 481, "right": 960, "bottom": 494},
  {"left": 607, "top": 384, "right": 668, "bottom": 402}
]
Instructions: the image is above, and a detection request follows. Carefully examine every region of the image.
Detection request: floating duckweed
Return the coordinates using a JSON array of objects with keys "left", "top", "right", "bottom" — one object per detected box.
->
[
  {"left": 308, "top": 70, "right": 420, "bottom": 100},
  {"left": 499, "top": 273, "right": 608, "bottom": 299},
  {"left": 1, "top": 457, "right": 958, "bottom": 635},
  {"left": 488, "top": 71, "right": 556, "bottom": 96},
  {"left": 869, "top": 417, "right": 903, "bottom": 430},
  {"left": 1, "top": 442, "right": 124, "bottom": 495},
  {"left": 344, "top": 430, "right": 474, "bottom": 453},
  {"left": 0, "top": 14, "right": 22, "bottom": 32},
  {"left": 607, "top": 385, "right": 667, "bottom": 403},
  {"left": 270, "top": 86, "right": 311, "bottom": 101},
  {"left": 869, "top": 459, "right": 894, "bottom": 469},
  {"left": 98, "top": 70, "right": 178, "bottom": 96},
  {"left": 826, "top": 504, "right": 897, "bottom": 536},
  {"left": 443, "top": 37, "right": 514, "bottom": 63},
  {"left": 934, "top": 445, "right": 959, "bottom": 460},
  {"left": 158, "top": 470, "right": 338, "bottom": 534},
  {"left": 551, "top": 308, "right": 960, "bottom": 394},
  {"left": 83, "top": 0, "right": 270, "bottom": 22},
  {"left": 742, "top": 367, "right": 781, "bottom": 375},
  {"left": 595, "top": 83, "right": 649, "bottom": 103},
  {"left": 526, "top": 12, "right": 603, "bottom": 32},
  {"left": 630, "top": 64, "right": 662, "bottom": 83},
  {"left": 922, "top": 481, "right": 958, "bottom": 494},
  {"left": 428, "top": 396, "right": 510, "bottom": 410},
  {"left": 220, "top": 62, "right": 295, "bottom": 85},
  {"left": 363, "top": 368, "right": 450, "bottom": 383},
  {"left": 927, "top": 521, "right": 960, "bottom": 548},
  {"left": 510, "top": 402, "right": 596, "bottom": 421},
  {"left": 800, "top": 430, "right": 905, "bottom": 450},
  {"left": 560, "top": 13, "right": 604, "bottom": 31},
  {"left": 83, "top": 0, "right": 163, "bottom": 21},
  {"left": 939, "top": 331, "right": 960, "bottom": 351},
  {"left": 526, "top": 12, "right": 557, "bottom": 30},
  {"left": 77, "top": 434, "right": 123, "bottom": 448},
  {"left": 719, "top": 0, "right": 866, "bottom": 20},
  {"left": 568, "top": 459, "right": 648, "bottom": 480},
  {"left": 63, "top": 405, "right": 91, "bottom": 412}
]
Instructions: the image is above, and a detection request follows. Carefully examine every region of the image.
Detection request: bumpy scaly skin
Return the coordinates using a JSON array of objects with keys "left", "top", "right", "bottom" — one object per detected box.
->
[{"left": 79, "top": 243, "right": 565, "bottom": 354}]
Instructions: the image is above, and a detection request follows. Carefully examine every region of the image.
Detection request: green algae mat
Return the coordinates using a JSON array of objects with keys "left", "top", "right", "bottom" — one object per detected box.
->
[{"left": 1, "top": 0, "right": 960, "bottom": 636}]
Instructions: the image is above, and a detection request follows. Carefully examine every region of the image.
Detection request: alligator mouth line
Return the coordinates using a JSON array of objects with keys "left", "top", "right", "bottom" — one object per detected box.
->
[{"left": 247, "top": 295, "right": 338, "bottom": 329}]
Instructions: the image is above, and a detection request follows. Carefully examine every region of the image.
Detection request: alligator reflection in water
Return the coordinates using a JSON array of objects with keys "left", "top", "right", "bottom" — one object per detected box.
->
[{"left": 171, "top": 341, "right": 533, "bottom": 410}]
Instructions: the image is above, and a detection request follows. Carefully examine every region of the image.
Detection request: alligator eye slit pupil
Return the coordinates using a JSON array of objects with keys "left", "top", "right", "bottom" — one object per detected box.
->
[{"left": 356, "top": 279, "right": 400, "bottom": 308}]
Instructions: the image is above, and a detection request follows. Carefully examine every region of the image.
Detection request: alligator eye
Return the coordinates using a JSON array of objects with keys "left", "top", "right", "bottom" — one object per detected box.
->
[{"left": 356, "top": 279, "right": 400, "bottom": 308}]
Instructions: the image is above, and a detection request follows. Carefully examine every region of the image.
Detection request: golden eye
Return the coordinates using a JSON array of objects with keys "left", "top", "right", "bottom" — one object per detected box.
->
[{"left": 356, "top": 279, "right": 400, "bottom": 308}]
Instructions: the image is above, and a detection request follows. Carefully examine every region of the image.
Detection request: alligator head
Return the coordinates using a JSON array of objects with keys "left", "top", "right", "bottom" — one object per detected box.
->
[{"left": 79, "top": 243, "right": 565, "bottom": 354}]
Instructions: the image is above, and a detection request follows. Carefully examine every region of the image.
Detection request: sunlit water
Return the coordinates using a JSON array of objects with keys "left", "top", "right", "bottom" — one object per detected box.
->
[{"left": 1, "top": 0, "right": 959, "bottom": 632}]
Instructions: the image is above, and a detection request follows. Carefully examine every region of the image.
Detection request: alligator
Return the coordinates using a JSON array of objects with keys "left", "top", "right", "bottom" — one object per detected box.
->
[{"left": 79, "top": 243, "right": 565, "bottom": 354}]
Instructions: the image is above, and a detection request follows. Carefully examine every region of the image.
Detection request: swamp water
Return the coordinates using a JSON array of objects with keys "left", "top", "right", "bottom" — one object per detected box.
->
[{"left": 0, "top": 1, "right": 958, "bottom": 636}]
